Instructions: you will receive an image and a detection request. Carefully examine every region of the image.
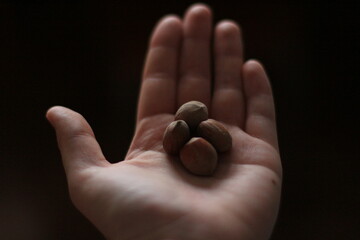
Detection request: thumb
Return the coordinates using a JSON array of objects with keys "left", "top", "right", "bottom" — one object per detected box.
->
[{"left": 46, "top": 106, "right": 109, "bottom": 176}]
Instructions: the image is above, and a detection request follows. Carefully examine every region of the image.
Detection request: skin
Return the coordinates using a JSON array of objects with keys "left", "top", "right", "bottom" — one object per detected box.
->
[{"left": 46, "top": 4, "right": 282, "bottom": 240}]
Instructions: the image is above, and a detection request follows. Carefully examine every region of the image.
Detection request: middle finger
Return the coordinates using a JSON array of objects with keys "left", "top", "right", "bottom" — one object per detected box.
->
[{"left": 177, "top": 4, "right": 212, "bottom": 108}]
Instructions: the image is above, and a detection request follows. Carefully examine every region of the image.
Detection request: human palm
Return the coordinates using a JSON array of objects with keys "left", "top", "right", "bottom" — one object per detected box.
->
[{"left": 47, "top": 4, "right": 282, "bottom": 240}]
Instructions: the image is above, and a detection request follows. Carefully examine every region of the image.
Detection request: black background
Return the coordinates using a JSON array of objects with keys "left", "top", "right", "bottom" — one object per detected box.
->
[{"left": 1, "top": 1, "right": 359, "bottom": 239}]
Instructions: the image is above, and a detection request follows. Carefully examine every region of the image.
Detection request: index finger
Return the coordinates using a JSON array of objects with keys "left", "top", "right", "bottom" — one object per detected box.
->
[{"left": 137, "top": 16, "right": 182, "bottom": 122}]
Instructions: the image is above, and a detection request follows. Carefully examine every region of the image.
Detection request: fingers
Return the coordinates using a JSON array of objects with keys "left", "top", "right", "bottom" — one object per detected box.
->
[
  {"left": 139, "top": 6, "right": 278, "bottom": 151},
  {"left": 211, "top": 21, "right": 245, "bottom": 127},
  {"left": 243, "top": 60, "right": 278, "bottom": 149},
  {"left": 177, "top": 4, "right": 212, "bottom": 108},
  {"left": 138, "top": 15, "right": 182, "bottom": 122},
  {"left": 46, "top": 106, "right": 109, "bottom": 176}
]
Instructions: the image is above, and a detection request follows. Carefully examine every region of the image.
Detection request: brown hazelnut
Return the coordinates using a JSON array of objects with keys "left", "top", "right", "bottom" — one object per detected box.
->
[
  {"left": 197, "top": 119, "right": 232, "bottom": 152},
  {"left": 180, "top": 137, "right": 218, "bottom": 176},
  {"left": 163, "top": 120, "right": 190, "bottom": 155},
  {"left": 175, "top": 101, "right": 208, "bottom": 130}
]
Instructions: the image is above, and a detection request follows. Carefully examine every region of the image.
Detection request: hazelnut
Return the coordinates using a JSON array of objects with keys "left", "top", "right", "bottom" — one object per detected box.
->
[
  {"left": 180, "top": 137, "right": 218, "bottom": 176},
  {"left": 197, "top": 119, "right": 232, "bottom": 152},
  {"left": 163, "top": 120, "right": 190, "bottom": 155},
  {"left": 175, "top": 101, "right": 208, "bottom": 130}
]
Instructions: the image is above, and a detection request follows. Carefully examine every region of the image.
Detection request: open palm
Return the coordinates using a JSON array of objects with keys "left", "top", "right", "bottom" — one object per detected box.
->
[{"left": 47, "top": 4, "right": 282, "bottom": 240}]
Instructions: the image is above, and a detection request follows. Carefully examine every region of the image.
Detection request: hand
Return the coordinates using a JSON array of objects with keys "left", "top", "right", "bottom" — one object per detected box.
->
[{"left": 47, "top": 4, "right": 282, "bottom": 240}]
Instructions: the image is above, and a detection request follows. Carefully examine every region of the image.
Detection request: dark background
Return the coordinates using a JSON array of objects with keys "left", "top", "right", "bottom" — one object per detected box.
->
[{"left": 1, "top": 1, "right": 359, "bottom": 239}]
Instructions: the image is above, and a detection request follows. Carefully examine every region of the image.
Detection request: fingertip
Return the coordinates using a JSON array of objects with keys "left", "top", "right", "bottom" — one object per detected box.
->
[
  {"left": 46, "top": 105, "right": 64, "bottom": 119},
  {"left": 185, "top": 3, "right": 212, "bottom": 22},
  {"left": 216, "top": 20, "right": 241, "bottom": 36},
  {"left": 184, "top": 3, "right": 212, "bottom": 36},
  {"left": 164, "top": 14, "right": 181, "bottom": 21},
  {"left": 150, "top": 14, "right": 182, "bottom": 48},
  {"left": 243, "top": 59, "right": 272, "bottom": 91},
  {"left": 158, "top": 14, "right": 182, "bottom": 27},
  {"left": 214, "top": 20, "right": 243, "bottom": 56},
  {"left": 186, "top": 3, "right": 212, "bottom": 16},
  {"left": 46, "top": 105, "right": 68, "bottom": 127},
  {"left": 243, "top": 59, "right": 266, "bottom": 75},
  {"left": 45, "top": 106, "right": 81, "bottom": 127},
  {"left": 46, "top": 106, "right": 107, "bottom": 173},
  {"left": 45, "top": 106, "right": 94, "bottom": 136},
  {"left": 243, "top": 59, "right": 268, "bottom": 82}
]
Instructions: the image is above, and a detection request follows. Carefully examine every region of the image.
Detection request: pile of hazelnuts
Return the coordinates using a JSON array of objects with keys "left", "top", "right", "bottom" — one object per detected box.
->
[{"left": 163, "top": 101, "right": 232, "bottom": 176}]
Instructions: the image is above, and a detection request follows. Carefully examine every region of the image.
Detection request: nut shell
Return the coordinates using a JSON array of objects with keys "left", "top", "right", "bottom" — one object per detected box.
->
[
  {"left": 163, "top": 120, "right": 190, "bottom": 155},
  {"left": 197, "top": 119, "right": 232, "bottom": 152},
  {"left": 175, "top": 101, "right": 208, "bottom": 130},
  {"left": 180, "top": 137, "right": 218, "bottom": 176}
]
